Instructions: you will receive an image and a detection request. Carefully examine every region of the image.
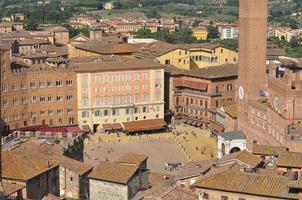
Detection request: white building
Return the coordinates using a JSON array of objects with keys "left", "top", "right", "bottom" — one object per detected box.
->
[
  {"left": 218, "top": 25, "right": 239, "bottom": 40},
  {"left": 217, "top": 131, "right": 247, "bottom": 159}
]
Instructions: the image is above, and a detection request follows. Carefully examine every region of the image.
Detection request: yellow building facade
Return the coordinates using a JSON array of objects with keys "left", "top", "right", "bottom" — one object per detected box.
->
[
  {"left": 157, "top": 45, "right": 238, "bottom": 69},
  {"left": 192, "top": 28, "right": 208, "bottom": 40},
  {"left": 157, "top": 48, "right": 191, "bottom": 70}
]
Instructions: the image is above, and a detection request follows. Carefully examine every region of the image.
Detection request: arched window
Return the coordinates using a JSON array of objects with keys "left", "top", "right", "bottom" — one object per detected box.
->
[{"left": 227, "top": 84, "right": 233, "bottom": 91}]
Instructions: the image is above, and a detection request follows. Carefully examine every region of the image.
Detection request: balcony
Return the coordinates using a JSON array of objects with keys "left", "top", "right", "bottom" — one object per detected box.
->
[{"left": 174, "top": 88, "right": 222, "bottom": 97}]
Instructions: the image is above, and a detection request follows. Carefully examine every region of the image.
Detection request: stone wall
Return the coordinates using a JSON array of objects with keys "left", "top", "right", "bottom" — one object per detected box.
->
[{"left": 89, "top": 179, "right": 128, "bottom": 200}]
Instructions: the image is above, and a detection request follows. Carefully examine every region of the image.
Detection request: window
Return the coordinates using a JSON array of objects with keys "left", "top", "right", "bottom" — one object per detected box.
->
[
  {"left": 67, "top": 94, "right": 73, "bottom": 101},
  {"left": 57, "top": 95, "right": 63, "bottom": 101},
  {"left": 104, "top": 96, "right": 109, "bottom": 105},
  {"left": 155, "top": 71, "right": 161, "bottom": 80},
  {"left": 47, "top": 81, "right": 53, "bottom": 87},
  {"left": 179, "top": 51, "right": 182, "bottom": 55},
  {"left": 82, "top": 111, "right": 89, "bottom": 118},
  {"left": 126, "top": 85, "right": 131, "bottom": 91},
  {"left": 216, "top": 100, "right": 219, "bottom": 107},
  {"left": 48, "top": 110, "right": 54, "bottom": 116},
  {"left": 134, "top": 73, "right": 139, "bottom": 81},
  {"left": 142, "top": 83, "right": 148, "bottom": 89},
  {"left": 66, "top": 80, "right": 73, "bottom": 86},
  {"left": 119, "top": 74, "right": 124, "bottom": 82},
  {"left": 40, "top": 110, "right": 46, "bottom": 116},
  {"left": 225, "top": 58, "right": 228, "bottom": 62},
  {"left": 67, "top": 108, "right": 73, "bottom": 114},
  {"left": 126, "top": 73, "right": 131, "bottom": 81},
  {"left": 82, "top": 75, "right": 88, "bottom": 83},
  {"left": 134, "top": 94, "right": 139, "bottom": 103},
  {"left": 13, "top": 98, "right": 18, "bottom": 106},
  {"left": 104, "top": 75, "right": 109, "bottom": 82},
  {"left": 155, "top": 83, "right": 161, "bottom": 88},
  {"left": 113, "top": 74, "right": 118, "bottom": 82},
  {"left": 95, "top": 75, "right": 100, "bottom": 83},
  {"left": 134, "top": 85, "right": 139, "bottom": 90},
  {"left": 40, "top": 96, "right": 46, "bottom": 102},
  {"left": 112, "top": 86, "right": 117, "bottom": 92},
  {"left": 165, "top": 59, "right": 170, "bottom": 65},
  {"left": 56, "top": 80, "right": 63, "bottom": 87},
  {"left": 57, "top": 109, "right": 63, "bottom": 115},
  {"left": 221, "top": 49, "right": 223, "bottom": 53},
  {"left": 21, "top": 83, "right": 26, "bottom": 90},
  {"left": 203, "top": 193, "right": 209, "bottom": 200},
  {"left": 81, "top": 97, "right": 88, "bottom": 106},
  {"left": 104, "top": 110, "right": 109, "bottom": 116},
  {"left": 113, "top": 95, "right": 118, "bottom": 105},
  {"left": 112, "top": 109, "right": 119, "bottom": 116},
  {"left": 95, "top": 96, "right": 100, "bottom": 105},
  {"left": 119, "top": 95, "right": 124, "bottom": 105},
  {"left": 12, "top": 84, "right": 18, "bottom": 91},
  {"left": 21, "top": 97, "right": 27, "bottom": 104},
  {"left": 142, "top": 107, "right": 148, "bottom": 113},
  {"left": 30, "top": 82, "right": 36, "bottom": 89},
  {"left": 135, "top": 108, "right": 140, "bottom": 113},
  {"left": 2, "top": 84, "right": 8, "bottom": 92},
  {"left": 142, "top": 72, "right": 148, "bottom": 80},
  {"left": 95, "top": 110, "right": 101, "bottom": 117},
  {"left": 155, "top": 93, "right": 161, "bottom": 101},
  {"left": 48, "top": 96, "right": 53, "bottom": 102},
  {"left": 143, "top": 93, "right": 148, "bottom": 102},
  {"left": 31, "top": 96, "right": 37, "bottom": 103},
  {"left": 126, "top": 94, "right": 131, "bottom": 104},
  {"left": 221, "top": 196, "right": 228, "bottom": 200},
  {"left": 39, "top": 82, "right": 46, "bottom": 88}
]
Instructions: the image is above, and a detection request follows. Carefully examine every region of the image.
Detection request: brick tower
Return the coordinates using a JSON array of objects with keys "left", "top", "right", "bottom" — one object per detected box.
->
[{"left": 237, "top": 0, "right": 268, "bottom": 137}]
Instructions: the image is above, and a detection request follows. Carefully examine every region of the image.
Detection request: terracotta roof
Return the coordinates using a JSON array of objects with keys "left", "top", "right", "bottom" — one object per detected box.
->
[
  {"left": 176, "top": 159, "right": 216, "bottom": 180},
  {"left": 223, "top": 103, "right": 237, "bottom": 118},
  {"left": 0, "top": 183, "right": 25, "bottom": 197},
  {"left": 74, "top": 41, "right": 139, "bottom": 55},
  {"left": 172, "top": 64, "right": 237, "bottom": 80},
  {"left": 217, "top": 150, "right": 263, "bottom": 168},
  {"left": 17, "top": 39, "right": 50, "bottom": 45},
  {"left": 2, "top": 141, "right": 58, "bottom": 181},
  {"left": 116, "top": 153, "right": 148, "bottom": 165},
  {"left": 74, "top": 57, "right": 164, "bottom": 72},
  {"left": 267, "top": 48, "right": 286, "bottom": 57},
  {"left": 89, "top": 161, "right": 139, "bottom": 184},
  {"left": 160, "top": 186, "right": 198, "bottom": 200},
  {"left": 195, "top": 171, "right": 298, "bottom": 199},
  {"left": 2, "top": 139, "right": 92, "bottom": 181},
  {"left": 102, "top": 123, "right": 122, "bottom": 130},
  {"left": 122, "top": 119, "right": 167, "bottom": 133},
  {"left": 41, "top": 26, "right": 68, "bottom": 33},
  {"left": 174, "top": 79, "right": 208, "bottom": 91},
  {"left": 251, "top": 144, "right": 288, "bottom": 156},
  {"left": 276, "top": 152, "right": 302, "bottom": 168}
]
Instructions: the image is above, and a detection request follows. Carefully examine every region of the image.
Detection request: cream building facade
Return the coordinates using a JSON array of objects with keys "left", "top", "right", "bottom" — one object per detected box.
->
[{"left": 75, "top": 58, "right": 165, "bottom": 132}]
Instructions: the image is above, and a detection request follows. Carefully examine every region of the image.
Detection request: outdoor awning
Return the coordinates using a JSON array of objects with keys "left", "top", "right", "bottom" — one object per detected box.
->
[
  {"left": 65, "top": 125, "right": 83, "bottom": 133},
  {"left": 122, "top": 119, "right": 167, "bottom": 133},
  {"left": 103, "top": 123, "right": 122, "bottom": 131}
]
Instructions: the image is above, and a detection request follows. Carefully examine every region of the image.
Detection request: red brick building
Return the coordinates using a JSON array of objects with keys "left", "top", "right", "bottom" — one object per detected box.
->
[{"left": 169, "top": 64, "right": 237, "bottom": 130}]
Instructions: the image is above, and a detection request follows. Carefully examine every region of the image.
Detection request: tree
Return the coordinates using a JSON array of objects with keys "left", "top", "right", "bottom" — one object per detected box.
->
[
  {"left": 192, "top": 19, "right": 201, "bottom": 28},
  {"left": 25, "top": 19, "right": 38, "bottom": 31},
  {"left": 207, "top": 25, "right": 219, "bottom": 39}
]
